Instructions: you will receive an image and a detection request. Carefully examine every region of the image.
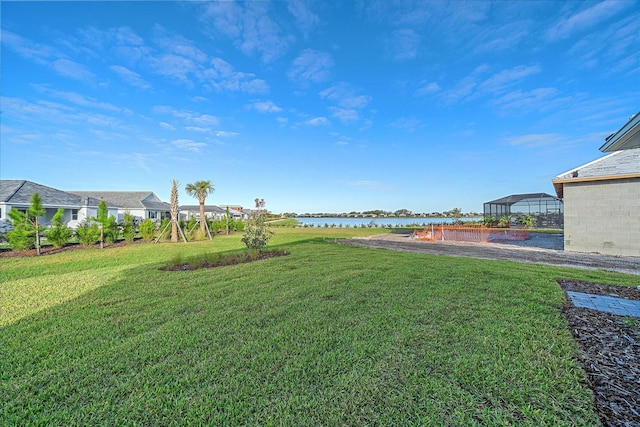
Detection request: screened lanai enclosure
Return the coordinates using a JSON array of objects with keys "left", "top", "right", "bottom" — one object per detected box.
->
[{"left": 483, "top": 193, "right": 563, "bottom": 228}]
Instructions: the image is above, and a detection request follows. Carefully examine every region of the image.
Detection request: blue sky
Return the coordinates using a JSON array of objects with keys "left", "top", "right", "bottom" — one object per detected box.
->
[{"left": 2, "top": 1, "right": 639, "bottom": 214}]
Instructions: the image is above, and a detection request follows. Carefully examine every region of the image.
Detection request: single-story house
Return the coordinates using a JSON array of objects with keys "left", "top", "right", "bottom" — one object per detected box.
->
[
  {"left": 179, "top": 205, "right": 249, "bottom": 221},
  {"left": 0, "top": 180, "right": 113, "bottom": 229},
  {"left": 180, "top": 205, "right": 227, "bottom": 221},
  {"left": 72, "top": 191, "right": 170, "bottom": 222},
  {"left": 552, "top": 112, "right": 640, "bottom": 256}
]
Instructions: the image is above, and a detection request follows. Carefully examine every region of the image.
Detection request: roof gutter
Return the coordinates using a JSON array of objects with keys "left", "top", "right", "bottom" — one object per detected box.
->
[{"left": 600, "top": 111, "right": 640, "bottom": 152}]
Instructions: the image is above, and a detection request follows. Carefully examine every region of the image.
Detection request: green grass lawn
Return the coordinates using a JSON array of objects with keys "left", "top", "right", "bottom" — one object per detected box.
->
[{"left": 1, "top": 228, "right": 636, "bottom": 425}]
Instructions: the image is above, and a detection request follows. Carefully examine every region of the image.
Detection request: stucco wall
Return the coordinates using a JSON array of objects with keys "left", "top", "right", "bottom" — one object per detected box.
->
[{"left": 563, "top": 178, "right": 640, "bottom": 256}]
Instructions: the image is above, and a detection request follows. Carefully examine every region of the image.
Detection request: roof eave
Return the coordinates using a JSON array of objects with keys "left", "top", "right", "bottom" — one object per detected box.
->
[{"left": 600, "top": 111, "right": 640, "bottom": 152}]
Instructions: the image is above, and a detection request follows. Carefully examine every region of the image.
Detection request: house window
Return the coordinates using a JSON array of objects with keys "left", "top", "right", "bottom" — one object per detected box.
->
[
  {"left": 149, "top": 211, "right": 157, "bottom": 219},
  {"left": 71, "top": 209, "right": 78, "bottom": 220}
]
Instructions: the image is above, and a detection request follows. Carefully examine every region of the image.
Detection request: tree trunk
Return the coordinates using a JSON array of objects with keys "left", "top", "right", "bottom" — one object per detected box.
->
[
  {"left": 35, "top": 217, "right": 41, "bottom": 256},
  {"left": 199, "top": 198, "right": 206, "bottom": 234}
]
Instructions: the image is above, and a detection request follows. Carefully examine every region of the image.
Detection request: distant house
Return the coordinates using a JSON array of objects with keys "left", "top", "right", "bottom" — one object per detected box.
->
[
  {"left": 72, "top": 191, "right": 170, "bottom": 222},
  {"left": 179, "top": 205, "right": 249, "bottom": 221},
  {"left": 179, "top": 205, "right": 227, "bottom": 221},
  {"left": 0, "top": 180, "right": 109, "bottom": 229},
  {"left": 552, "top": 112, "right": 640, "bottom": 256}
]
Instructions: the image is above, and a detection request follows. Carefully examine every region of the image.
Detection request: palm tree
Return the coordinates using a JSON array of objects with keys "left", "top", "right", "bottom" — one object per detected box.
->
[
  {"left": 185, "top": 180, "right": 214, "bottom": 235},
  {"left": 170, "top": 179, "right": 179, "bottom": 243}
]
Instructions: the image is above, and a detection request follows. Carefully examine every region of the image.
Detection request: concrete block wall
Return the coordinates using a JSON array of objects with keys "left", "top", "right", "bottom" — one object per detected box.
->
[{"left": 563, "top": 178, "right": 640, "bottom": 256}]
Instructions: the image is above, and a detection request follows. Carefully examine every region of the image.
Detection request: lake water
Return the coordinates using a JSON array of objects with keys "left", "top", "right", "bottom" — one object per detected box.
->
[{"left": 295, "top": 217, "right": 482, "bottom": 228}]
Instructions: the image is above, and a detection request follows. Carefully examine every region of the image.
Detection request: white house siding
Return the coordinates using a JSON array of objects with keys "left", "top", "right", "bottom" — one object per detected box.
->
[{"left": 563, "top": 178, "right": 640, "bottom": 256}]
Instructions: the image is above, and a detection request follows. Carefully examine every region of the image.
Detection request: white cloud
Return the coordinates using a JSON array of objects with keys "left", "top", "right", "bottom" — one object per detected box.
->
[
  {"left": 149, "top": 53, "right": 198, "bottom": 86},
  {"left": 390, "top": 116, "right": 420, "bottom": 131},
  {"left": 304, "top": 117, "right": 330, "bottom": 126},
  {"left": 190, "top": 96, "right": 209, "bottom": 103},
  {"left": 441, "top": 77, "right": 477, "bottom": 105},
  {"left": 546, "top": 1, "right": 629, "bottom": 41},
  {"left": 51, "top": 58, "right": 95, "bottom": 82},
  {"left": 153, "top": 26, "right": 208, "bottom": 63},
  {"left": 110, "top": 65, "right": 152, "bottom": 90},
  {"left": 415, "top": 82, "right": 440, "bottom": 96},
  {"left": 185, "top": 126, "right": 211, "bottom": 133},
  {"left": 203, "top": 58, "right": 269, "bottom": 94},
  {"left": 201, "top": 1, "right": 293, "bottom": 63},
  {"left": 191, "top": 114, "right": 219, "bottom": 127},
  {"left": 329, "top": 107, "right": 359, "bottom": 123},
  {"left": 215, "top": 130, "right": 239, "bottom": 138},
  {"left": 247, "top": 100, "right": 282, "bottom": 113},
  {"left": 288, "top": 49, "right": 333, "bottom": 84},
  {"left": 387, "top": 28, "right": 419, "bottom": 61},
  {"left": 503, "top": 133, "right": 565, "bottom": 148},
  {"left": 319, "top": 83, "right": 371, "bottom": 124},
  {"left": 159, "top": 122, "right": 175, "bottom": 130},
  {"left": 173, "top": 138, "right": 207, "bottom": 153},
  {"left": 287, "top": 0, "right": 320, "bottom": 38},
  {"left": 490, "top": 87, "right": 559, "bottom": 111},
  {"left": 477, "top": 65, "right": 541, "bottom": 95},
  {"left": 2, "top": 31, "right": 97, "bottom": 83},
  {"left": 1, "top": 29, "right": 60, "bottom": 64},
  {"left": 154, "top": 106, "right": 220, "bottom": 127},
  {"left": 31, "top": 84, "right": 130, "bottom": 114}
]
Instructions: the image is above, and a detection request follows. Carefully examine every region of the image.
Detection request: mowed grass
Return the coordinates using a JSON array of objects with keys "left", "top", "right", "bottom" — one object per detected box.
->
[{"left": 1, "top": 228, "right": 637, "bottom": 425}]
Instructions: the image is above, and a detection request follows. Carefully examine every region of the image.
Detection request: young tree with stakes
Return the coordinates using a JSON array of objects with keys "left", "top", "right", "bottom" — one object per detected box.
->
[
  {"left": 170, "top": 179, "right": 179, "bottom": 243},
  {"left": 185, "top": 180, "right": 214, "bottom": 237}
]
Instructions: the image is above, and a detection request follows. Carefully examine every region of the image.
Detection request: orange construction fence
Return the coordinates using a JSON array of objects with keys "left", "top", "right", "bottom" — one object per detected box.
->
[{"left": 412, "top": 225, "right": 528, "bottom": 243}]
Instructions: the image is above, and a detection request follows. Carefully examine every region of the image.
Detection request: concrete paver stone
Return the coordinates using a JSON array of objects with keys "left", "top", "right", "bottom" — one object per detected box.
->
[{"left": 567, "top": 291, "right": 640, "bottom": 318}]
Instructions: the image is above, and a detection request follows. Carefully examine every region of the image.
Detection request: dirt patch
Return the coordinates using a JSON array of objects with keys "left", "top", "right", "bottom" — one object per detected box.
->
[
  {"left": 344, "top": 233, "right": 640, "bottom": 275},
  {"left": 559, "top": 280, "right": 640, "bottom": 427}
]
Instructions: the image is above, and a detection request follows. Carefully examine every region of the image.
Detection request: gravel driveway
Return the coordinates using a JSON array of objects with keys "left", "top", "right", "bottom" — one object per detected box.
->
[{"left": 345, "top": 233, "right": 640, "bottom": 276}]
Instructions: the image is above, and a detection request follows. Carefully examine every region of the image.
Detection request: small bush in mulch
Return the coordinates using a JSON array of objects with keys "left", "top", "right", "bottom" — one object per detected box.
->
[
  {"left": 161, "top": 250, "right": 289, "bottom": 271},
  {"left": 559, "top": 279, "right": 640, "bottom": 427}
]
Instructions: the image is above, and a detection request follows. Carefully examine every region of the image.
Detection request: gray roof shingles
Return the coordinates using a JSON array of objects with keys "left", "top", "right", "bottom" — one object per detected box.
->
[
  {"left": 72, "top": 191, "right": 169, "bottom": 210},
  {"left": 554, "top": 147, "right": 640, "bottom": 181},
  {"left": 0, "top": 180, "right": 95, "bottom": 206}
]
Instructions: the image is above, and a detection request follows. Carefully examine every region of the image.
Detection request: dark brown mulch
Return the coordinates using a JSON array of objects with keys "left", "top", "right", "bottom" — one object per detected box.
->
[
  {"left": 162, "top": 250, "right": 290, "bottom": 271},
  {"left": 0, "top": 239, "right": 146, "bottom": 258},
  {"left": 559, "top": 279, "right": 640, "bottom": 427}
]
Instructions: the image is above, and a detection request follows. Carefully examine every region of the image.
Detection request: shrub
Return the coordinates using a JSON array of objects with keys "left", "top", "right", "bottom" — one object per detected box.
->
[
  {"left": 139, "top": 219, "right": 157, "bottom": 241},
  {"left": 6, "top": 195, "right": 45, "bottom": 251},
  {"left": 518, "top": 215, "right": 535, "bottom": 230},
  {"left": 75, "top": 220, "right": 101, "bottom": 246},
  {"left": 104, "top": 216, "right": 120, "bottom": 243},
  {"left": 122, "top": 212, "right": 135, "bottom": 242},
  {"left": 95, "top": 200, "right": 119, "bottom": 244},
  {"left": 483, "top": 216, "right": 497, "bottom": 227},
  {"left": 498, "top": 215, "right": 511, "bottom": 228},
  {"left": 7, "top": 223, "right": 34, "bottom": 251},
  {"left": 241, "top": 199, "right": 273, "bottom": 252},
  {"left": 210, "top": 219, "right": 222, "bottom": 234},
  {"left": 46, "top": 208, "right": 72, "bottom": 248},
  {"left": 186, "top": 217, "right": 197, "bottom": 232}
]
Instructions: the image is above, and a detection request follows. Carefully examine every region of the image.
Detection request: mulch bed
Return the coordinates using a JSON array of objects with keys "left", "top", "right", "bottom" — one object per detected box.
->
[
  {"left": 559, "top": 279, "right": 640, "bottom": 427},
  {"left": 162, "top": 250, "right": 289, "bottom": 271},
  {"left": 0, "top": 239, "right": 146, "bottom": 258}
]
